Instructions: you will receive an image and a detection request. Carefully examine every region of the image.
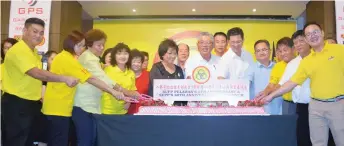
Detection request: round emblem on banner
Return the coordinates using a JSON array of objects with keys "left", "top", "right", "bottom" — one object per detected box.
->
[
  {"left": 192, "top": 66, "right": 210, "bottom": 84},
  {"left": 38, "top": 36, "right": 45, "bottom": 46}
]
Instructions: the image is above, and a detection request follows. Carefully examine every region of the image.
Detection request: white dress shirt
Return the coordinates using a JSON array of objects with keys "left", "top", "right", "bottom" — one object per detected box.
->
[
  {"left": 74, "top": 50, "right": 116, "bottom": 114},
  {"left": 184, "top": 53, "right": 220, "bottom": 80},
  {"left": 217, "top": 48, "right": 254, "bottom": 79},
  {"left": 184, "top": 53, "right": 226, "bottom": 107},
  {"left": 279, "top": 55, "right": 311, "bottom": 104}
]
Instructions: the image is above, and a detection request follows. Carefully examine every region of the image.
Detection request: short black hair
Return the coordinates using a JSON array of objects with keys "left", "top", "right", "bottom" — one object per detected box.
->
[
  {"left": 131, "top": 49, "right": 144, "bottom": 63},
  {"left": 277, "top": 37, "right": 293, "bottom": 49},
  {"left": 44, "top": 50, "right": 58, "bottom": 58},
  {"left": 24, "top": 17, "right": 45, "bottom": 28},
  {"left": 101, "top": 48, "right": 113, "bottom": 64},
  {"left": 158, "top": 39, "right": 178, "bottom": 60},
  {"left": 227, "top": 27, "right": 244, "bottom": 40},
  {"left": 291, "top": 30, "right": 304, "bottom": 40},
  {"left": 111, "top": 43, "right": 131, "bottom": 68},
  {"left": 214, "top": 32, "right": 227, "bottom": 40},
  {"left": 1, "top": 38, "right": 18, "bottom": 60},
  {"left": 254, "top": 40, "right": 270, "bottom": 51},
  {"left": 141, "top": 51, "right": 149, "bottom": 60},
  {"left": 303, "top": 22, "right": 322, "bottom": 35}
]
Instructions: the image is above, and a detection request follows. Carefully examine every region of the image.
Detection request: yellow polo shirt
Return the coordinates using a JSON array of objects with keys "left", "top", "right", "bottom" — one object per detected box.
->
[
  {"left": 269, "top": 61, "right": 292, "bottom": 101},
  {"left": 291, "top": 43, "right": 344, "bottom": 99},
  {"left": 101, "top": 66, "right": 136, "bottom": 114},
  {"left": 2, "top": 40, "right": 42, "bottom": 100},
  {"left": 42, "top": 50, "right": 91, "bottom": 117}
]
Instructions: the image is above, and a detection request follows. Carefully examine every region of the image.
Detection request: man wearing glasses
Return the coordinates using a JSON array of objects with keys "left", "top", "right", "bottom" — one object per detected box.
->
[
  {"left": 217, "top": 27, "right": 254, "bottom": 80},
  {"left": 245, "top": 40, "right": 281, "bottom": 115},
  {"left": 259, "top": 22, "right": 344, "bottom": 146},
  {"left": 184, "top": 32, "right": 224, "bottom": 107}
]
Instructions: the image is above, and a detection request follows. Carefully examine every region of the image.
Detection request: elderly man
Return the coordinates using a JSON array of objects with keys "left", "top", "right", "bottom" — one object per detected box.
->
[
  {"left": 184, "top": 32, "right": 226, "bottom": 107},
  {"left": 245, "top": 40, "right": 282, "bottom": 115},
  {"left": 261, "top": 22, "right": 344, "bottom": 146},
  {"left": 217, "top": 27, "right": 254, "bottom": 80},
  {"left": 175, "top": 43, "right": 190, "bottom": 75}
]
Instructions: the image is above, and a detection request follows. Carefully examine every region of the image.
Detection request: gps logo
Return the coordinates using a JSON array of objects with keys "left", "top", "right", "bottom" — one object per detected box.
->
[{"left": 24, "top": 0, "right": 38, "bottom": 6}]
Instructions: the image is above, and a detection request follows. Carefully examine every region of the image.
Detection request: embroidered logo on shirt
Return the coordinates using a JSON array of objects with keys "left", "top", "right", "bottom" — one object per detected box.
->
[{"left": 328, "top": 56, "right": 334, "bottom": 60}]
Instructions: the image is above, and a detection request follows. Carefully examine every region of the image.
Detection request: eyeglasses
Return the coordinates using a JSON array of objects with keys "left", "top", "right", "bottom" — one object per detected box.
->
[{"left": 305, "top": 30, "right": 321, "bottom": 38}]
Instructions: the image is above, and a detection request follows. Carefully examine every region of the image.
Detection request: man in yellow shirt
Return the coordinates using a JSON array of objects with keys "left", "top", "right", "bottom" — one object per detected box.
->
[
  {"left": 261, "top": 22, "right": 344, "bottom": 146},
  {"left": 255, "top": 37, "right": 296, "bottom": 115},
  {"left": 1, "top": 18, "right": 79, "bottom": 146}
]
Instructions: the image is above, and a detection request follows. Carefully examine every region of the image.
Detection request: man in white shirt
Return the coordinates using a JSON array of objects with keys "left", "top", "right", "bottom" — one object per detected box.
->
[
  {"left": 184, "top": 32, "right": 220, "bottom": 80},
  {"left": 217, "top": 27, "right": 254, "bottom": 79},
  {"left": 279, "top": 30, "right": 312, "bottom": 146},
  {"left": 175, "top": 43, "right": 190, "bottom": 75},
  {"left": 184, "top": 32, "right": 225, "bottom": 107}
]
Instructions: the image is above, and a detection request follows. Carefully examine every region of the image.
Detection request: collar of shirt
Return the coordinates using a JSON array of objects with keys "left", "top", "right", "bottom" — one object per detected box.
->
[
  {"left": 228, "top": 48, "right": 246, "bottom": 60},
  {"left": 80, "top": 49, "right": 100, "bottom": 61},
  {"left": 311, "top": 41, "right": 329, "bottom": 56},
  {"left": 256, "top": 61, "right": 274, "bottom": 69},
  {"left": 195, "top": 53, "right": 219, "bottom": 64},
  {"left": 113, "top": 65, "right": 130, "bottom": 75}
]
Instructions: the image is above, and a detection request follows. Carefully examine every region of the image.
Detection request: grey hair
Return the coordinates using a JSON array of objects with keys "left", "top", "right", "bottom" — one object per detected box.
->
[{"left": 197, "top": 32, "right": 214, "bottom": 47}]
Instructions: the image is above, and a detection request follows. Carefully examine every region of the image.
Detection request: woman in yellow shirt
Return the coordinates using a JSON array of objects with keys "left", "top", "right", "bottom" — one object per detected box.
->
[
  {"left": 102, "top": 43, "right": 140, "bottom": 114},
  {"left": 42, "top": 31, "right": 135, "bottom": 146}
]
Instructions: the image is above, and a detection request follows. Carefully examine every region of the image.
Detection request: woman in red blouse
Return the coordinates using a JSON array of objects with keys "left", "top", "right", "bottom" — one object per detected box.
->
[{"left": 127, "top": 49, "right": 149, "bottom": 114}]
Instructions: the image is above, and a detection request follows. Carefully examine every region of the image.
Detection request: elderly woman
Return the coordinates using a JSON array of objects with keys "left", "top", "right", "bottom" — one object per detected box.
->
[
  {"left": 127, "top": 49, "right": 150, "bottom": 114},
  {"left": 72, "top": 29, "right": 138, "bottom": 146},
  {"left": 148, "top": 39, "right": 185, "bottom": 105},
  {"left": 42, "top": 30, "right": 134, "bottom": 146}
]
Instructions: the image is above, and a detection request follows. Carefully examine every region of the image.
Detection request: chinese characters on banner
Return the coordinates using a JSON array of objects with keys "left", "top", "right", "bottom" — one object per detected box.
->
[
  {"left": 154, "top": 79, "right": 249, "bottom": 105},
  {"left": 8, "top": 0, "right": 52, "bottom": 54},
  {"left": 336, "top": 0, "right": 344, "bottom": 44}
]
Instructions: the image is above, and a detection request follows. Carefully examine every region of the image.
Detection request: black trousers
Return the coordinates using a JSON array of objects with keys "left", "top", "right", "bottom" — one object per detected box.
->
[
  {"left": 296, "top": 103, "right": 312, "bottom": 146},
  {"left": 296, "top": 103, "right": 336, "bottom": 146},
  {"left": 1, "top": 93, "right": 42, "bottom": 146}
]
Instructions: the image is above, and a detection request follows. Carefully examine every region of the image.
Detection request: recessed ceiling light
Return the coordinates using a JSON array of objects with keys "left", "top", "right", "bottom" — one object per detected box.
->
[
  {"left": 192, "top": 8, "right": 196, "bottom": 12},
  {"left": 252, "top": 8, "right": 257, "bottom": 12},
  {"left": 132, "top": 9, "right": 136, "bottom": 12}
]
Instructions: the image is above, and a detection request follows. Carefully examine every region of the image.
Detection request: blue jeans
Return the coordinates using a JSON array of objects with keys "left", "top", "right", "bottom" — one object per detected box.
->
[
  {"left": 46, "top": 115, "right": 70, "bottom": 146},
  {"left": 72, "top": 106, "right": 97, "bottom": 146}
]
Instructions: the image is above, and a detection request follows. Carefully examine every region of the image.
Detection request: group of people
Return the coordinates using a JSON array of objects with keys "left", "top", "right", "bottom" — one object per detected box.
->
[{"left": 1, "top": 16, "right": 343, "bottom": 146}]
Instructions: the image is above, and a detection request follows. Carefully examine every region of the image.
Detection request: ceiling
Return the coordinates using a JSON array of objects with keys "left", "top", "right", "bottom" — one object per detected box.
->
[{"left": 79, "top": 1, "right": 309, "bottom": 19}]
